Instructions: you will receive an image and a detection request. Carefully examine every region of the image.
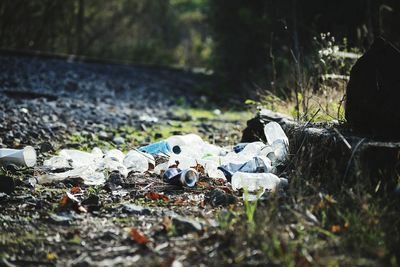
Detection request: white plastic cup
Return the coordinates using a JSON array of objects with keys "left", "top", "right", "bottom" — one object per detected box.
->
[{"left": 0, "top": 146, "right": 37, "bottom": 167}]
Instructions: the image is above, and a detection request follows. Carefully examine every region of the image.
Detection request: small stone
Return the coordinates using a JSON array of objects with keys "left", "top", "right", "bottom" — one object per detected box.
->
[
  {"left": 172, "top": 215, "right": 202, "bottom": 234},
  {"left": 206, "top": 189, "right": 237, "bottom": 207},
  {"left": 40, "top": 141, "right": 54, "bottom": 153},
  {"left": 0, "top": 175, "right": 15, "bottom": 194},
  {"left": 98, "top": 131, "right": 110, "bottom": 141},
  {"left": 113, "top": 136, "right": 125, "bottom": 145},
  {"left": 122, "top": 204, "right": 151, "bottom": 215},
  {"left": 49, "top": 212, "right": 74, "bottom": 225}
]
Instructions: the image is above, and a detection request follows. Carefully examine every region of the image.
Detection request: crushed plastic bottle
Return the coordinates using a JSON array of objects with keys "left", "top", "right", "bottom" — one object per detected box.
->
[
  {"left": 38, "top": 165, "right": 106, "bottom": 185},
  {"left": 218, "top": 156, "right": 272, "bottom": 181},
  {"left": 233, "top": 143, "right": 249, "bottom": 153},
  {"left": 43, "top": 156, "right": 71, "bottom": 170},
  {"left": 103, "top": 157, "right": 129, "bottom": 177},
  {"left": 231, "top": 172, "right": 287, "bottom": 192},
  {"left": 59, "top": 149, "right": 102, "bottom": 168},
  {"left": 0, "top": 146, "right": 37, "bottom": 167},
  {"left": 123, "top": 150, "right": 149, "bottom": 173},
  {"left": 105, "top": 149, "right": 125, "bottom": 163},
  {"left": 263, "top": 122, "right": 289, "bottom": 163},
  {"left": 138, "top": 141, "right": 172, "bottom": 155}
]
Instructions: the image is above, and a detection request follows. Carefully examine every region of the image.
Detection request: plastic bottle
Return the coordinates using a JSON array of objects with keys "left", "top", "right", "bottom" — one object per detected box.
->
[
  {"left": 59, "top": 149, "right": 101, "bottom": 168},
  {"left": 233, "top": 143, "right": 249, "bottom": 153},
  {"left": 123, "top": 150, "right": 149, "bottom": 173},
  {"left": 166, "top": 134, "right": 204, "bottom": 157},
  {"left": 231, "top": 172, "right": 287, "bottom": 192},
  {"left": 218, "top": 156, "right": 272, "bottom": 181},
  {"left": 105, "top": 149, "right": 125, "bottom": 163},
  {"left": 264, "top": 121, "right": 289, "bottom": 146},
  {"left": 103, "top": 157, "right": 128, "bottom": 177},
  {"left": 239, "top": 141, "right": 266, "bottom": 156},
  {"left": 138, "top": 141, "right": 172, "bottom": 155}
]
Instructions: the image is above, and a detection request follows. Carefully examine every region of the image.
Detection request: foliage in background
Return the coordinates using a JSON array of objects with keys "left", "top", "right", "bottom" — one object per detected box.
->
[
  {"left": 0, "top": 0, "right": 212, "bottom": 68},
  {"left": 1, "top": 0, "right": 400, "bottom": 100},
  {"left": 209, "top": 0, "right": 400, "bottom": 96}
]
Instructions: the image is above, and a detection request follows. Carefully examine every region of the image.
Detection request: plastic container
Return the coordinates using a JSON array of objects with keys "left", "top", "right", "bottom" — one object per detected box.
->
[
  {"left": 59, "top": 149, "right": 101, "bottom": 168},
  {"left": 123, "top": 150, "right": 149, "bottom": 173},
  {"left": 264, "top": 121, "right": 289, "bottom": 146},
  {"left": 138, "top": 141, "right": 172, "bottom": 155},
  {"left": 231, "top": 172, "right": 287, "bottom": 192},
  {"left": 166, "top": 134, "right": 204, "bottom": 156},
  {"left": 43, "top": 155, "right": 70, "bottom": 170},
  {"left": 105, "top": 149, "right": 125, "bottom": 163},
  {"left": 218, "top": 156, "right": 272, "bottom": 181},
  {"left": 233, "top": 143, "right": 249, "bottom": 153},
  {"left": 0, "top": 146, "right": 37, "bottom": 167},
  {"left": 103, "top": 157, "right": 128, "bottom": 177}
]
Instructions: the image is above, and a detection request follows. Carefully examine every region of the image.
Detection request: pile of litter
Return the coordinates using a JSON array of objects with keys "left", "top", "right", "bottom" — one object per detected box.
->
[{"left": 1, "top": 122, "right": 289, "bottom": 198}]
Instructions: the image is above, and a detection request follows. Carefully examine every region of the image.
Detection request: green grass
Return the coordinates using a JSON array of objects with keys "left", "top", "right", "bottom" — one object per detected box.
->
[{"left": 175, "top": 107, "right": 252, "bottom": 121}]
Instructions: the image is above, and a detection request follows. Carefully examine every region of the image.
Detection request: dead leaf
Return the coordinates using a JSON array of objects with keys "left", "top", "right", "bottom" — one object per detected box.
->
[
  {"left": 173, "top": 198, "right": 188, "bottom": 206},
  {"left": 168, "top": 160, "right": 180, "bottom": 168},
  {"left": 130, "top": 227, "right": 149, "bottom": 244},
  {"left": 191, "top": 162, "right": 205, "bottom": 175},
  {"left": 145, "top": 192, "right": 169, "bottom": 202},
  {"left": 59, "top": 194, "right": 69, "bottom": 208},
  {"left": 70, "top": 187, "right": 82, "bottom": 194}
]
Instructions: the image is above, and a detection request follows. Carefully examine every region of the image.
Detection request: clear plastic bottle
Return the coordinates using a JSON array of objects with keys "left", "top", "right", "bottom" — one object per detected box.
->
[
  {"left": 263, "top": 122, "right": 289, "bottom": 162},
  {"left": 166, "top": 134, "right": 204, "bottom": 157},
  {"left": 264, "top": 121, "right": 289, "bottom": 146},
  {"left": 231, "top": 172, "right": 286, "bottom": 192},
  {"left": 59, "top": 149, "right": 100, "bottom": 168},
  {"left": 105, "top": 149, "right": 125, "bottom": 163},
  {"left": 123, "top": 150, "right": 149, "bottom": 173}
]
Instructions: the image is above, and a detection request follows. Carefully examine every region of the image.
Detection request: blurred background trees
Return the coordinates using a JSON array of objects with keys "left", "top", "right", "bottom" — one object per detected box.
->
[{"left": 1, "top": 0, "right": 399, "bottom": 96}]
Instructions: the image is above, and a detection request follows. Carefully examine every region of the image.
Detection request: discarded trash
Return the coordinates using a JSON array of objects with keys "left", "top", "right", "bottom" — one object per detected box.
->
[
  {"left": 263, "top": 121, "right": 289, "bottom": 162},
  {"left": 233, "top": 143, "right": 249, "bottom": 153},
  {"left": 231, "top": 172, "right": 287, "bottom": 192},
  {"left": 0, "top": 146, "right": 37, "bottom": 167},
  {"left": 37, "top": 121, "right": 290, "bottom": 195},
  {"left": 38, "top": 165, "right": 106, "bottom": 185},
  {"left": 264, "top": 121, "right": 289, "bottom": 146},
  {"left": 123, "top": 150, "right": 150, "bottom": 173},
  {"left": 218, "top": 156, "right": 272, "bottom": 181},
  {"left": 163, "top": 167, "right": 198, "bottom": 187},
  {"left": 139, "top": 141, "right": 171, "bottom": 155}
]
